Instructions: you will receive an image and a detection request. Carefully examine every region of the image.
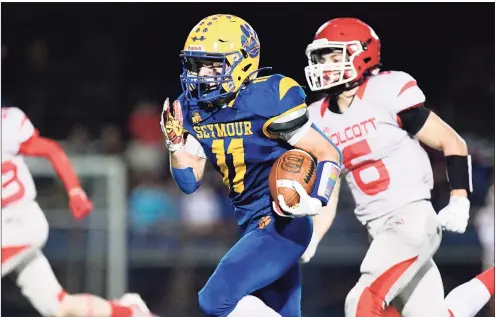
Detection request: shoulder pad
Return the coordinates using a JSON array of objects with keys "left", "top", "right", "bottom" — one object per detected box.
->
[
  {"left": 3, "top": 106, "right": 26, "bottom": 124},
  {"left": 369, "top": 71, "right": 419, "bottom": 98},
  {"left": 251, "top": 74, "right": 307, "bottom": 118},
  {"left": 367, "top": 71, "right": 426, "bottom": 114},
  {"left": 267, "top": 74, "right": 304, "bottom": 100}
]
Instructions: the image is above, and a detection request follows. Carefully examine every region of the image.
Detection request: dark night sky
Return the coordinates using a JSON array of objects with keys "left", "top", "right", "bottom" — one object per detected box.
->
[{"left": 1, "top": 2, "right": 494, "bottom": 137}]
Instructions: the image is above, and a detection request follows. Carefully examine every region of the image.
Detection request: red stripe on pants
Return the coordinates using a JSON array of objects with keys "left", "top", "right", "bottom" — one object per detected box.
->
[
  {"left": 356, "top": 256, "right": 418, "bottom": 317},
  {"left": 2, "top": 245, "right": 30, "bottom": 264}
]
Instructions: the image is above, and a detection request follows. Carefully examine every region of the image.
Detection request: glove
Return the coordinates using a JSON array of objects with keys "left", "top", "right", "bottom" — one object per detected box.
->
[
  {"left": 301, "top": 231, "right": 320, "bottom": 264},
  {"left": 68, "top": 187, "right": 93, "bottom": 220},
  {"left": 272, "top": 180, "right": 323, "bottom": 218},
  {"left": 437, "top": 195, "right": 470, "bottom": 234},
  {"left": 160, "top": 98, "right": 186, "bottom": 152}
]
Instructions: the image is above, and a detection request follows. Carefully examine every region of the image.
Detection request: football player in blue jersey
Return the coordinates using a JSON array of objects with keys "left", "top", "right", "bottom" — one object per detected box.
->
[{"left": 160, "top": 14, "right": 342, "bottom": 317}]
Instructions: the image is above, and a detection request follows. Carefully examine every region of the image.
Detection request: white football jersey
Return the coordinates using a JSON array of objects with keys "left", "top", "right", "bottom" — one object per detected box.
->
[
  {"left": 1, "top": 107, "right": 38, "bottom": 207},
  {"left": 309, "top": 71, "right": 434, "bottom": 223}
]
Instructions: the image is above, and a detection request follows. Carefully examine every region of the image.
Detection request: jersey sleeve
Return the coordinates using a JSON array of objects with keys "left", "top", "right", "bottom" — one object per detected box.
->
[
  {"left": 386, "top": 72, "right": 426, "bottom": 114},
  {"left": 5, "top": 107, "right": 37, "bottom": 143},
  {"left": 261, "top": 75, "right": 310, "bottom": 141}
]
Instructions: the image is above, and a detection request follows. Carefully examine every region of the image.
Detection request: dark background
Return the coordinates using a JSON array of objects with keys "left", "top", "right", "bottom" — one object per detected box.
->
[
  {"left": 2, "top": 3, "right": 495, "bottom": 138},
  {"left": 2, "top": 3, "right": 495, "bottom": 317}
]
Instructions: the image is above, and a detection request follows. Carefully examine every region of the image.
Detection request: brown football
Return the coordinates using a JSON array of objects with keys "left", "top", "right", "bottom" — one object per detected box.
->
[{"left": 269, "top": 149, "right": 317, "bottom": 210}]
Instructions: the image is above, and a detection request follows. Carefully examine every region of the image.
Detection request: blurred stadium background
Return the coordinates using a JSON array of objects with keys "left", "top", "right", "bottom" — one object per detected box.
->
[{"left": 1, "top": 2, "right": 494, "bottom": 317}]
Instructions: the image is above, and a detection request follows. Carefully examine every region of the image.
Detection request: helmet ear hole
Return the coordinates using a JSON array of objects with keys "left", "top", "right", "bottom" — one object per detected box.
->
[
  {"left": 242, "top": 63, "right": 252, "bottom": 72},
  {"left": 240, "top": 49, "right": 249, "bottom": 58}
]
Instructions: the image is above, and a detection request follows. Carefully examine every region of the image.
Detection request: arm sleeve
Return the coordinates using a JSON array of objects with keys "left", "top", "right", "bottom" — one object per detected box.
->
[
  {"left": 397, "top": 104, "right": 431, "bottom": 135},
  {"left": 18, "top": 135, "right": 81, "bottom": 191}
]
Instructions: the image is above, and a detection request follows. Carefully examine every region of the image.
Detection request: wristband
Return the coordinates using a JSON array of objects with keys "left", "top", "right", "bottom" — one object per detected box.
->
[
  {"left": 445, "top": 155, "right": 473, "bottom": 193},
  {"left": 310, "top": 160, "right": 341, "bottom": 206}
]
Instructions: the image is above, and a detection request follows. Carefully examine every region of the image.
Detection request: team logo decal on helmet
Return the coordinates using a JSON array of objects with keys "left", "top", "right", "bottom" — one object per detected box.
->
[{"left": 241, "top": 24, "right": 260, "bottom": 58}]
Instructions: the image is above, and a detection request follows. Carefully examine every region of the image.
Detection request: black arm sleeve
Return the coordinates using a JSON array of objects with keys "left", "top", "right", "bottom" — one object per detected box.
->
[
  {"left": 266, "top": 108, "right": 309, "bottom": 135},
  {"left": 397, "top": 105, "right": 431, "bottom": 135}
]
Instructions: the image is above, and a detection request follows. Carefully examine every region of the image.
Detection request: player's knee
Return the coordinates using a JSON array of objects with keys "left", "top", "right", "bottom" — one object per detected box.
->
[{"left": 198, "top": 287, "right": 238, "bottom": 317}]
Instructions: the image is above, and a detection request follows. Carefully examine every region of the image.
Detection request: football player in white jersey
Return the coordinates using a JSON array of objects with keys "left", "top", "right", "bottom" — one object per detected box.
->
[
  {"left": 1, "top": 106, "right": 156, "bottom": 317},
  {"left": 301, "top": 18, "right": 494, "bottom": 317}
]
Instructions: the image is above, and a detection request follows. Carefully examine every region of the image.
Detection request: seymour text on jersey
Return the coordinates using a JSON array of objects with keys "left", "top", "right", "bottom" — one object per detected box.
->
[{"left": 193, "top": 121, "right": 254, "bottom": 139}]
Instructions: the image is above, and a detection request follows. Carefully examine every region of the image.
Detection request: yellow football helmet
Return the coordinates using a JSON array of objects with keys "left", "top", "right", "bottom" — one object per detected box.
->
[{"left": 180, "top": 14, "right": 261, "bottom": 103}]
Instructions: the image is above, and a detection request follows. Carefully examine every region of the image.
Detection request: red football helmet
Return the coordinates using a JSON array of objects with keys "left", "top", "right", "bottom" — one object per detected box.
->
[{"left": 304, "top": 18, "right": 381, "bottom": 91}]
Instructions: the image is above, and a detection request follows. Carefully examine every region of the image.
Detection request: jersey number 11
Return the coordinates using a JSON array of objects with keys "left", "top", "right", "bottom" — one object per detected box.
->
[{"left": 212, "top": 138, "right": 246, "bottom": 194}]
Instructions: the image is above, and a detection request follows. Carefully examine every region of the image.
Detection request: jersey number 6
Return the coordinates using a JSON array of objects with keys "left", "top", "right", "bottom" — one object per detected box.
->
[
  {"left": 212, "top": 138, "right": 246, "bottom": 194},
  {"left": 342, "top": 139, "right": 390, "bottom": 196}
]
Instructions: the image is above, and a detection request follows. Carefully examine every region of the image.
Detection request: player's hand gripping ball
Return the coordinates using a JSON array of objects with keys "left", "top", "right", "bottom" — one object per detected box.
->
[
  {"left": 160, "top": 98, "right": 186, "bottom": 152},
  {"left": 269, "top": 149, "right": 317, "bottom": 217}
]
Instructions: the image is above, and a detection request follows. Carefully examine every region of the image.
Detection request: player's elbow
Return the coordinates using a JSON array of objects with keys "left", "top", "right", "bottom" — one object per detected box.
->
[
  {"left": 308, "top": 123, "right": 343, "bottom": 165},
  {"left": 440, "top": 132, "right": 468, "bottom": 156},
  {"left": 320, "top": 141, "right": 343, "bottom": 166},
  {"left": 171, "top": 167, "right": 201, "bottom": 194},
  {"left": 176, "top": 182, "right": 200, "bottom": 194},
  {"left": 47, "top": 138, "right": 64, "bottom": 153}
]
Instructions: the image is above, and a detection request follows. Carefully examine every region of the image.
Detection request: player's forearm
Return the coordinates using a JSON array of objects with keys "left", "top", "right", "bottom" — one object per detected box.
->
[
  {"left": 417, "top": 112, "right": 468, "bottom": 155},
  {"left": 439, "top": 133, "right": 468, "bottom": 157},
  {"left": 312, "top": 206, "right": 336, "bottom": 241},
  {"left": 416, "top": 112, "right": 471, "bottom": 197},
  {"left": 18, "top": 136, "right": 81, "bottom": 192},
  {"left": 292, "top": 125, "right": 342, "bottom": 206},
  {"left": 170, "top": 150, "right": 194, "bottom": 171},
  {"left": 311, "top": 178, "right": 341, "bottom": 240},
  {"left": 48, "top": 147, "right": 82, "bottom": 192},
  {"left": 170, "top": 151, "right": 204, "bottom": 181},
  {"left": 310, "top": 144, "right": 341, "bottom": 166}
]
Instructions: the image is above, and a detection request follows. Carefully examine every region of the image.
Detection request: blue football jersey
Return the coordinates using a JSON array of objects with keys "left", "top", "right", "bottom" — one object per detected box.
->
[{"left": 179, "top": 74, "right": 308, "bottom": 226}]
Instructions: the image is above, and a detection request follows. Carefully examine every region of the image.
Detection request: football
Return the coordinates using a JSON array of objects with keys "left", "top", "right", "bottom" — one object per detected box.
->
[{"left": 269, "top": 149, "right": 317, "bottom": 210}]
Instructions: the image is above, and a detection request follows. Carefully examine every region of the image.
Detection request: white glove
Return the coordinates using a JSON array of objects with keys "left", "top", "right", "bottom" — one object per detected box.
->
[
  {"left": 272, "top": 180, "right": 323, "bottom": 218},
  {"left": 437, "top": 195, "right": 470, "bottom": 234},
  {"left": 160, "top": 98, "right": 186, "bottom": 152},
  {"left": 300, "top": 231, "right": 320, "bottom": 264}
]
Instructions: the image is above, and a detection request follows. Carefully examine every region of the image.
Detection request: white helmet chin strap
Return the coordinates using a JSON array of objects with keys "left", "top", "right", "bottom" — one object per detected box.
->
[{"left": 304, "top": 40, "right": 363, "bottom": 91}]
